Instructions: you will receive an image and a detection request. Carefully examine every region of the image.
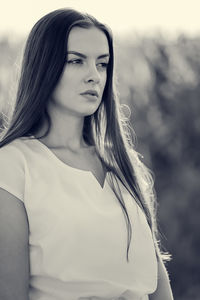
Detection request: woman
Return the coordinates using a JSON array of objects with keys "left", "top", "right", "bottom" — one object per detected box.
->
[{"left": 0, "top": 8, "right": 173, "bottom": 300}]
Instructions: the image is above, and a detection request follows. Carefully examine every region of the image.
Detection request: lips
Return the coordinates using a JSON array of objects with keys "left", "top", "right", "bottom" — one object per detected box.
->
[{"left": 80, "top": 90, "right": 99, "bottom": 97}]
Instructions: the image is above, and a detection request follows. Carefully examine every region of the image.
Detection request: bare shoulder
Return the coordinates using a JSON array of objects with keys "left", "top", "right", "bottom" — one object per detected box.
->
[
  {"left": 0, "top": 187, "right": 28, "bottom": 234},
  {"left": 0, "top": 188, "right": 29, "bottom": 300}
]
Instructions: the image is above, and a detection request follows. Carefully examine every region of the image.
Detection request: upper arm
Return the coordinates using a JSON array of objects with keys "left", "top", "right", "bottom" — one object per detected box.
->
[{"left": 0, "top": 188, "right": 29, "bottom": 300}]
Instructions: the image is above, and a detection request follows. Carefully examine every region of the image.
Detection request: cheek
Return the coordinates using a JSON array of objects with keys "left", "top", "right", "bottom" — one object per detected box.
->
[
  {"left": 61, "top": 72, "right": 73, "bottom": 87},
  {"left": 59, "top": 67, "right": 78, "bottom": 85},
  {"left": 52, "top": 73, "right": 71, "bottom": 99},
  {"left": 101, "top": 72, "right": 107, "bottom": 89},
  {"left": 56, "top": 75, "right": 77, "bottom": 97}
]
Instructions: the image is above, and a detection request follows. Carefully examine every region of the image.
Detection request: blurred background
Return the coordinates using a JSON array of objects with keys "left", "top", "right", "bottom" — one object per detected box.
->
[{"left": 0, "top": 0, "right": 199, "bottom": 299}]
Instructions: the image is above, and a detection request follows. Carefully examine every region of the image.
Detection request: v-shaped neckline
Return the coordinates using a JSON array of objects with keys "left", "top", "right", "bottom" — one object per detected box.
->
[{"left": 31, "top": 137, "right": 108, "bottom": 190}]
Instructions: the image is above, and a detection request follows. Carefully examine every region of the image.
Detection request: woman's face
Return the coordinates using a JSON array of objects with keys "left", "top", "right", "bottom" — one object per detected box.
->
[{"left": 51, "top": 26, "right": 110, "bottom": 117}]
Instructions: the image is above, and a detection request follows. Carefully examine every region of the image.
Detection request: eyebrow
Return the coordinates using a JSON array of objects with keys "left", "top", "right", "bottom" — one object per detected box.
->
[{"left": 67, "top": 51, "right": 110, "bottom": 59}]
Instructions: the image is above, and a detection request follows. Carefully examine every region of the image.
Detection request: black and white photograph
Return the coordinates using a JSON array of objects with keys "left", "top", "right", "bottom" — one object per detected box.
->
[{"left": 0, "top": 1, "right": 199, "bottom": 299}]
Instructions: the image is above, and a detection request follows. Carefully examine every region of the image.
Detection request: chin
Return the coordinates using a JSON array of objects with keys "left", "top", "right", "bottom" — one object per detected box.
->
[
  {"left": 83, "top": 110, "right": 98, "bottom": 117},
  {"left": 81, "top": 104, "right": 101, "bottom": 116}
]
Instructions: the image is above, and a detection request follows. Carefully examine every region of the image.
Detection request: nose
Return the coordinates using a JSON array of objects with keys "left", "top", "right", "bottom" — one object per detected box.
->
[{"left": 84, "top": 63, "right": 100, "bottom": 84}]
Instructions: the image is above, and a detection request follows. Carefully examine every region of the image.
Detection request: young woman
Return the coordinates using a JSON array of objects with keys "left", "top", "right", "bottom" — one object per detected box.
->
[{"left": 0, "top": 8, "right": 173, "bottom": 300}]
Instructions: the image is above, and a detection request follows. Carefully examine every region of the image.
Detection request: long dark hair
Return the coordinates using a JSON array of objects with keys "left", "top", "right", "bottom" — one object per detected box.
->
[{"left": 0, "top": 8, "right": 160, "bottom": 260}]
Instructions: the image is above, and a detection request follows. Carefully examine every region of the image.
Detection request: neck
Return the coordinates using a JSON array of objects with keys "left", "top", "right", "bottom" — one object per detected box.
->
[{"left": 36, "top": 107, "right": 89, "bottom": 151}]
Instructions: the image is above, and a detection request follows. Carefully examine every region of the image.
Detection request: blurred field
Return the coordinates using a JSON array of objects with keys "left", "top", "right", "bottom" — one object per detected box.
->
[{"left": 0, "top": 32, "right": 199, "bottom": 299}]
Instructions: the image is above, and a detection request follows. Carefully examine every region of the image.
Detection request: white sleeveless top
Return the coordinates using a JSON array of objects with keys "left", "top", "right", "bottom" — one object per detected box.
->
[{"left": 0, "top": 138, "right": 157, "bottom": 300}]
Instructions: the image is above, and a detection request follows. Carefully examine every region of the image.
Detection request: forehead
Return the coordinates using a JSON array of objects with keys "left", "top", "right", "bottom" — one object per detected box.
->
[{"left": 67, "top": 26, "right": 109, "bottom": 55}]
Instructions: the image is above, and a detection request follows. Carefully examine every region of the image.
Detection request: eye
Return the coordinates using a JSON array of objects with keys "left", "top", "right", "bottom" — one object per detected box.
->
[
  {"left": 67, "top": 59, "right": 83, "bottom": 65},
  {"left": 97, "top": 62, "right": 108, "bottom": 70}
]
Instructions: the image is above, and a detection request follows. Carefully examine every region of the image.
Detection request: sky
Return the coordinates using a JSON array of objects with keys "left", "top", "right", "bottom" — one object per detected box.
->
[{"left": 1, "top": 0, "right": 200, "bottom": 38}]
